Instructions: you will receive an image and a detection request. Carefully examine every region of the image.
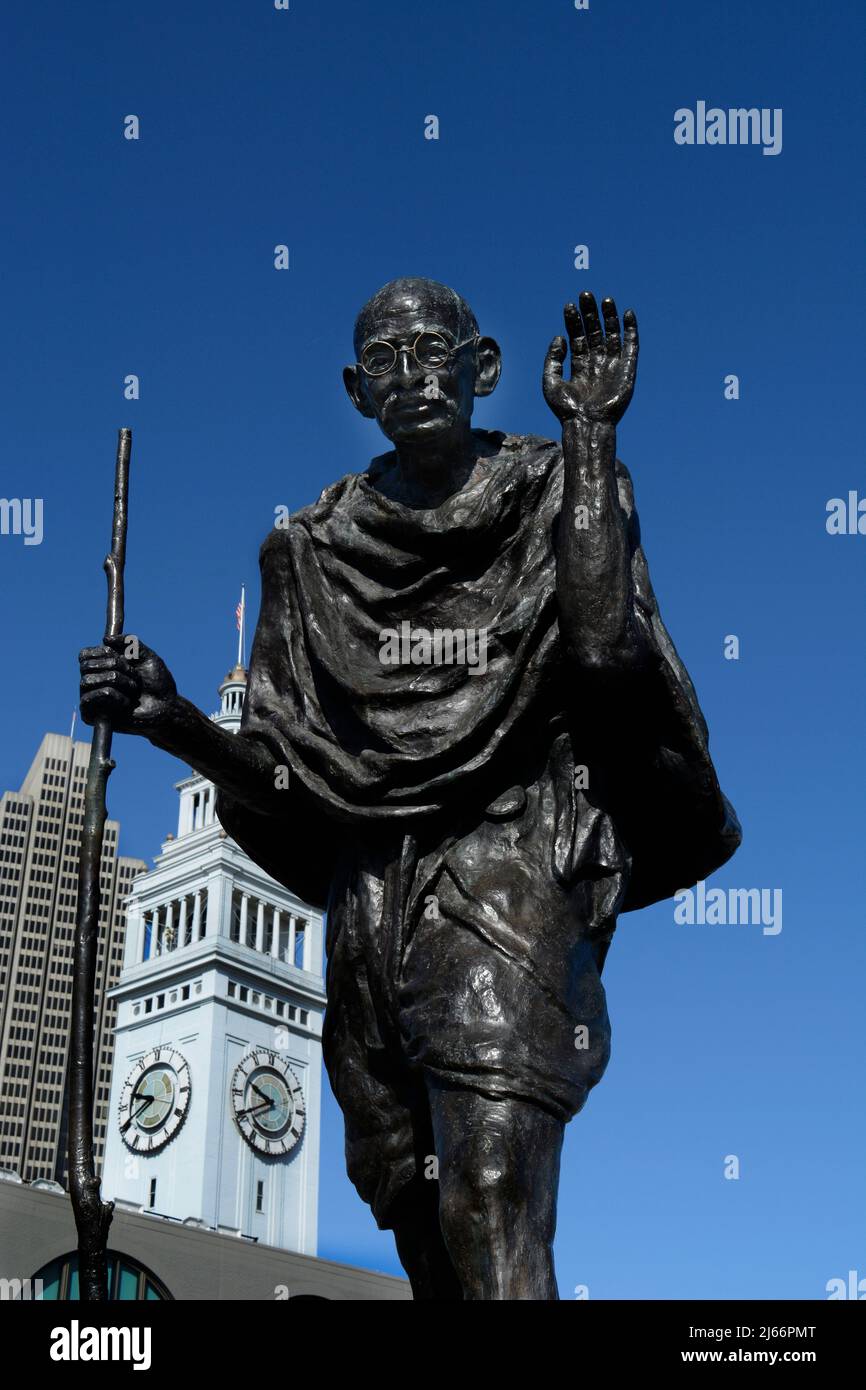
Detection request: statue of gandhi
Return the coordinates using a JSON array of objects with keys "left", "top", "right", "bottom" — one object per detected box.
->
[{"left": 80, "top": 278, "right": 740, "bottom": 1300}]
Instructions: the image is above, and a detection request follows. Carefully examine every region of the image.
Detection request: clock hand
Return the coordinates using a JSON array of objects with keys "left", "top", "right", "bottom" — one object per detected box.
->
[
  {"left": 237, "top": 1098, "right": 275, "bottom": 1119},
  {"left": 121, "top": 1097, "right": 153, "bottom": 1133}
]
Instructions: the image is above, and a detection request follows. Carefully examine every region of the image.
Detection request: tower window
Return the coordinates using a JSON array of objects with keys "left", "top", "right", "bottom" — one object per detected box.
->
[
  {"left": 256, "top": 1180, "right": 264, "bottom": 1214},
  {"left": 148, "top": 1178, "right": 157, "bottom": 1210},
  {"left": 230, "top": 890, "right": 242, "bottom": 944},
  {"left": 293, "top": 922, "right": 306, "bottom": 969}
]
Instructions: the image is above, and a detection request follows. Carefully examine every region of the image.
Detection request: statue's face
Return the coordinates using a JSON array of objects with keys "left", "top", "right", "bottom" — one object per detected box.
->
[{"left": 344, "top": 284, "right": 500, "bottom": 449}]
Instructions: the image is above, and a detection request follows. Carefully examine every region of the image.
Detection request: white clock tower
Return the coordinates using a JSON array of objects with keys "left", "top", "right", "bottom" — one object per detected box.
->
[{"left": 101, "top": 656, "right": 326, "bottom": 1256}]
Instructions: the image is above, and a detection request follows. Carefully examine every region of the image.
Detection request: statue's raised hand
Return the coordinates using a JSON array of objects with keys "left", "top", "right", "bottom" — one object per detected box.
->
[{"left": 543, "top": 291, "right": 638, "bottom": 426}]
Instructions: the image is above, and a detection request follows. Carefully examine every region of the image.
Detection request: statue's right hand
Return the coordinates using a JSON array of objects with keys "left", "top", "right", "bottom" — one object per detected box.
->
[{"left": 78, "top": 636, "right": 178, "bottom": 735}]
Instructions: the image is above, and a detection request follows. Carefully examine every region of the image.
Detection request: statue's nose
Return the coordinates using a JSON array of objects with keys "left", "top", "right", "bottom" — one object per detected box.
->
[{"left": 394, "top": 347, "right": 419, "bottom": 382}]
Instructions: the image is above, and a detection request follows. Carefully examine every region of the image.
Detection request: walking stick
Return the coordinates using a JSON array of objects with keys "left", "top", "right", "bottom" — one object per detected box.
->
[{"left": 69, "top": 428, "right": 131, "bottom": 1300}]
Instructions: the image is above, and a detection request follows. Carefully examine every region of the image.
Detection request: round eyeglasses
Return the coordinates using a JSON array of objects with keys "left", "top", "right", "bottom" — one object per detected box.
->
[{"left": 358, "top": 331, "right": 478, "bottom": 377}]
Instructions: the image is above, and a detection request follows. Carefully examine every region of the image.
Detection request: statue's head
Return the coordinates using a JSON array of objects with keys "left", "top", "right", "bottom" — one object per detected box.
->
[{"left": 343, "top": 277, "right": 501, "bottom": 448}]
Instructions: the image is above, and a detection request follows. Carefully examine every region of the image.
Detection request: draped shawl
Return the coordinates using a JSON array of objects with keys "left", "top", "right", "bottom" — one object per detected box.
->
[{"left": 216, "top": 429, "right": 740, "bottom": 911}]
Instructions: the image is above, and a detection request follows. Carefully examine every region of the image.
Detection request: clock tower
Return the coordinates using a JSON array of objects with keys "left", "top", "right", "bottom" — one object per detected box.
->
[{"left": 101, "top": 656, "right": 326, "bottom": 1255}]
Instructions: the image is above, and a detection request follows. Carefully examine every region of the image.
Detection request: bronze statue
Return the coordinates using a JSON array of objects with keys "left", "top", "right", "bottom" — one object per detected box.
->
[{"left": 80, "top": 279, "right": 740, "bottom": 1300}]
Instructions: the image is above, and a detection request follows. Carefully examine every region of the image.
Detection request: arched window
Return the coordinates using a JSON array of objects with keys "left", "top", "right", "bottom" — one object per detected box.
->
[{"left": 31, "top": 1250, "right": 172, "bottom": 1301}]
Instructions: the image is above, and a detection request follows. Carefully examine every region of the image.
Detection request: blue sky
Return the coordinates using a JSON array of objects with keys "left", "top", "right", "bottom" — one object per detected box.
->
[{"left": 1, "top": 0, "right": 864, "bottom": 1297}]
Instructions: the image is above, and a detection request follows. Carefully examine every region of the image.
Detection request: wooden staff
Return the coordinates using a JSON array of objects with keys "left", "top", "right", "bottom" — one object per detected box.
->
[{"left": 69, "top": 428, "right": 131, "bottom": 1300}]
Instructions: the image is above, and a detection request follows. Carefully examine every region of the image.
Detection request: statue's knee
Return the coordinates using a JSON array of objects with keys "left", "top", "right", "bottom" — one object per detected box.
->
[
  {"left": 437, "top": 1172, "right": 495, "bottom": 1254},
  {"left": 438, "top": 1150, "right": 526, "bottom": 1239}
]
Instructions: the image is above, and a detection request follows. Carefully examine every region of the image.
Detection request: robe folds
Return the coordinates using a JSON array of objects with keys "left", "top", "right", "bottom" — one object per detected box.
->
[
  {"left": 216, "top": 428, "right": 740, "bottom": 917},
  {"left": 216, "top": 430, "right": 741, "bottom": 1214}
]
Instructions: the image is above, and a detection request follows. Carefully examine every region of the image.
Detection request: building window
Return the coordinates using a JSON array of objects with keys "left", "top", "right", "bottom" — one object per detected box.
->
[
  {"left": 256, "top": 1180, "right": 264, "bottom": 1214},
  {"left": 294, "top": 922, "right": 306, "bottom": 969},
  {"left": 31, "top": 1252, "right": 172, "bottom": 1301},
  {"left": 148, "top": 1178, "right": 157, "bottom": 1209},
  {"left": 181, "top": 984, "right": 190, "bottom": 1001}
]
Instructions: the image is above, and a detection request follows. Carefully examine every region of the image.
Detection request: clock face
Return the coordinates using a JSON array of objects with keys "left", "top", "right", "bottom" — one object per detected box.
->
[
  {"left": 118, "top": 1046, "right": 191, "bottom": 1153},
  {"left": 230, "top": 1048, "right": 305, "bottom": 1157}
]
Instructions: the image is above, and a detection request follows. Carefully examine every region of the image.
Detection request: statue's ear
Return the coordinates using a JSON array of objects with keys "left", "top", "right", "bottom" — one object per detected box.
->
[
  {"left": 343, "top": 364, "right": 376, "bottom": 418},
  {"left": 473, "top": 337, "right": 502, "bottom": 398}
]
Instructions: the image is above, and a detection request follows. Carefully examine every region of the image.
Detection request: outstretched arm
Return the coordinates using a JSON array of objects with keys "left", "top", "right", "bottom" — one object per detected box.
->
[
  {"left": 79, "top": 638, "right": 282, "bottom": 815},
  {"left": 146, "top": 690, "right": 282, "bottom": 814}
]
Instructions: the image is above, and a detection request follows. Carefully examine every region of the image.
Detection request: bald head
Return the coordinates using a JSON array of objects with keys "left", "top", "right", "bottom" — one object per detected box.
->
[{"left": 353, "top": 277, "right": 479, "bottom": 356}]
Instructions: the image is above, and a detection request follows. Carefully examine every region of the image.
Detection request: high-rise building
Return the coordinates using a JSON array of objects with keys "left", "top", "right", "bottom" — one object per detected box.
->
[
  {"left": 101, "top": 663, "right": 326, "bottom": 1255},
  {"left": 0, "top": 732, "right": 147, "bottom": 1185}
]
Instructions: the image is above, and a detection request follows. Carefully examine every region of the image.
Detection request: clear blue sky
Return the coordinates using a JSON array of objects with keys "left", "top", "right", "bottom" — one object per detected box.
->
[{"left": 1, "top": 0, "right": 863, "bottom": 1298}]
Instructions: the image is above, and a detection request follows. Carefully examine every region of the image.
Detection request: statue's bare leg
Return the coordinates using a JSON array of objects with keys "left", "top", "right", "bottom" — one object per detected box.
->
[
  {"left": 391, "top": 1179, "right": 464, "bottom": 1301},
  {"left": 426, "top": 1078, "right": 564, "bottom": 1300}
]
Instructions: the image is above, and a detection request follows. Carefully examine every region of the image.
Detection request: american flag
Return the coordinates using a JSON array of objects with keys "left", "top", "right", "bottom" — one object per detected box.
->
[{"left": 235, "top": 586, "right": 246, "bottom": 666}]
